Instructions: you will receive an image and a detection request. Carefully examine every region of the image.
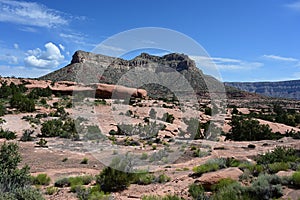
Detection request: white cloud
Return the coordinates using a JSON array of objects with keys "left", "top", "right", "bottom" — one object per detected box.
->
[
  {"left": 0, "top": 0, "right": 68, "bottom": 28},
  {"left": 13, "top": 43, "right": 19, "bottom": 49},
  {"left": 59, "top": 44, "right": 65, "bottom": 51},
  {"left": 286, "top": 1, "right": 300, "bottom": 11},
  {"left": 0, "top": 54, "right": 18, "bottom": 64},
  {"left": 24, "top": 42, "right": 65, "bottom": 69},
  {"left": 0, "top": 65, "right": 51, "bottom": 78},
  {"left": 190, "top": 56, "right": 263, "bottom": 71},
  {"left": 59, "top": 33, "right": 96, "bottom": 47},
  {"left": 262, "top": 54, "right": 298, "bottom": 62}
]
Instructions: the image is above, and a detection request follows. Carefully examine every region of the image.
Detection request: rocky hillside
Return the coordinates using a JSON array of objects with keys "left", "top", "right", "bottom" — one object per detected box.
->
[
  {"left": 225, "top": 80, "right": 300, "bottom": 100},
  {"left": 40, "top": 51, "right": 258, "bottom": 99},
  {"left": 40, "top": 51, "right": 216, "bottom": 99}
]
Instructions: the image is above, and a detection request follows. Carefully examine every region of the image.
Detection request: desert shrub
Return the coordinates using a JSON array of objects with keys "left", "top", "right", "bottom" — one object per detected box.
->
[
  {"left": 184, "top": 118, "right": 203, "bottom": 139},
  {"left": 246, "top": 174, "right": 283, "bottom": 200},
  {"left": 84, "top": 125, "right": 104, "bottom": 140},
  {"left": 96, "top": 155, "right": 135, "bottom": 192},
  {"left": 140, "top": 152, "right": 148, "bottom": 160},
  {"left": 157, "top": 174, "right": 171, "bottom": 183},
  {"left": 192, "top": 158, "right": 237, "bottom": 177},
  {"left": 20, "top": 129, "right": 34, "bottom": 141},
  {"left": 80, "top": 158, "right": 89, "bottom": 164},
  {"left": 22, "top": 115, "right": 41, "bottom": 124},
  {"left": 142, "top": 195, "right": 182, "bottom": 200},
  {"left": 238, "top": 161, "right": 265, "bottom": 177},
  {"left": 256, "top": 146, "right": 298, "bottom": 165},
  {"left": 36, "top": 138, "right": 48, "bottom": 147},
  {"left": 161, "top": 112, "right": 175, "bottom": 124},
  {"left": 292, "top": 171, "right": 300, "bottom": 187},
  {"left": 40, "top": 118, "right": 79, "bottom": 140},
  {"left": 11, "top": 188, "right": 45, "bottom": 200},
  {"left": 188, "top": 183, "right": 207, "bottom": 200},
  {"left": 226, "top": 116, "right": 276, "bottom": 141},
  {"left": 149, "top": 108, "right": 157, "bottom": 119},
  {"left": 0, "top": 82, "right": 27, "bottom": 99},
  {"left": 54, "top": 177, "right": 70, "bottom": 187},
  {"left": 267, "top": 162, "right": 290, "bottom": 174},
  {"left": 40, "top": 119, "right": 63, "bottom": 137},
  {"left": 10, "top": 93, "right": 35, "bottom": 112},
  {"left": 0, "top": 103, "right": 6, "bottom": 116},
  {"left": 133, "top": 173, "right": 156, "bottom": 185},
  {"left": 0, "top": 128, "right": 16, "bottom": 140},
  {"left": 205, "top": 107, "right": 212, "bottom": 116},
  {"left": 212, "top": 182, "right": 249, "bottom": 200},
  {"left": 0, "top": 143, "right": 44, "bottom": 199},
  {"left": 115, "top": 122, "right": 164, "bottom": 139},
  {"left": 211, "top": 178, "right": 238, "bottom": 191},
  {"left": 94, "top": 99, "right": 106, "bottom": 105},
  {"left": 193, "top": 163, "right": 219, "bottom": 176},
  {"left": 27, "top": 87, "right": 52, "bottom": 99},
  {"left": 32, "top": 174, "right": 51, "bottom": 185},
  {"left": 45, "top": 186, "right": 58, "bottom": 195}
]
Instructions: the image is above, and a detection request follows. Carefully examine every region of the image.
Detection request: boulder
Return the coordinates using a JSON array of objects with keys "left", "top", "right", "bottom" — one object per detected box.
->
[{"left": 195, "top": 167, "right": 243, "bottom": 190}]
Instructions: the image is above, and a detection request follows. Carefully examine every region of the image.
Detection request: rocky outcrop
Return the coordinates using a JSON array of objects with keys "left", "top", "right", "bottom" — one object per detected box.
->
[
  {"left": 195, "top": 167, "right": 243, "bottom": 190},
  {"left": 39, "top": 51, "right": 226, "bottom": 99},
  {"left": 225, "top": 80, "right": 300, "bottom": 100},
  {"left": 22, "top": 80, "right": 147, "bottom": 99}
]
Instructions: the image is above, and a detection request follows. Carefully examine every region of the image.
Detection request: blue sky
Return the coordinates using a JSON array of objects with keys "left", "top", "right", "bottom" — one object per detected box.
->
[{"left": 0, "top": 0, "right": 300, "bottom": 82}]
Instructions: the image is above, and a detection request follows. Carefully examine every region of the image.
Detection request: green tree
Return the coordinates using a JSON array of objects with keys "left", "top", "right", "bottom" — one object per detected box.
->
[
  {"left": 226, "top": 116, "right": 275, "bottom": 141},
  {"left": 10, "top": 93, "right": 35, "bottom": 112},
  {"left": 0, "top": 142, "right": 44, "bottom": 199}
]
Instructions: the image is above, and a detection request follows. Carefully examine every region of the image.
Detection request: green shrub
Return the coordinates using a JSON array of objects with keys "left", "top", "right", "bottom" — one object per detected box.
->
[
  {"left": 149, "top": 108, "right": 157, "bottom": 119},
  {"left": 27, "top": 87, "right": 52, "bottom": 99},
  {"left": 161, "top": 112, "right": 175, "bottom": 124},
  {"left": 256, "top": 146, "right": 298, "bottom": 165},
  {"left": 10, "top": 93, "right": 35, "bottom": 112},
  {"left": 268, "top": 162, "right": 290, "bottom": 174},
  {"left": 54, "top": 177, "right": 70, "bottom": 187},
  {"left": 226, "top": 116, "right": 275, "bottom": 141},
  {"left": 212, "top": 182, "right": 249, "bottom": 200},
  {"left": 80, "top": 158, "right": 89, "bottom": 164},
  {"left": 142, "top": 195, "right": 182, "bottom": 200},
  {"left": 69, "top": 175, "right": 93, "bottom": 186},
  {"left": 134, "top": 173, "right": 156, "bottom": 185},
  {"left": 45, "top": 186, "right": 58, "bottom": 195},
  {"left": 244, "top": 164, "right": 264, "bottom": 177},
  {"left": 157, "top": 174, "right": 171, "bottom": 183},
  {"left": 0, "top": 103, "right": 6, "bottom": 116},
  {"left": 84, "top": 125, "right": 104, "bottom": 140},
  {"left": 20, "top": 129, "right": 34, "bottom": 142},
  {"left": 96, "top": 156, "right": 135, "bottom": 192},
  {"left": 211, "top": 178, "right": 238, "bottom": 191},
  {"left": 140, "top": 153, "right": 148, "bottom": 160},
  {"left": 40, "top": 119, "right": 63, "bottom": 137},
  {"left": 247, "top": 174, "right": 283, "bottom": 200},
  {"left": 188, "top": 183, "right": 207, "bottom": 200},
  {"left": 32, "top": 174, "right": 51, "bottom": 185},
  {"left": 193, "top": 163, "right": 219, "bottom": 176},
  {"left": 0, "top": 128, "right": 16, "bottom": 140},
  {"left": 0, "top": 143, "right": 44, "bottom": 199},
  {"left": 292, "top": 171, "right": 300, "bottom": 187},
  {"left": 36, "top": 138, "right": 48, "bottom": 147}
]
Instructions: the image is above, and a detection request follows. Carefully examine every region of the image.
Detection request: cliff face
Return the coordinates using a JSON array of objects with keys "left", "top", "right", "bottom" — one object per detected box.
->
[
  {"left": 225, "top": 80, "right": 300, "bottom": 100},
  {"left": 40, "top": 50, "right": 227, "bottom": 99}
]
